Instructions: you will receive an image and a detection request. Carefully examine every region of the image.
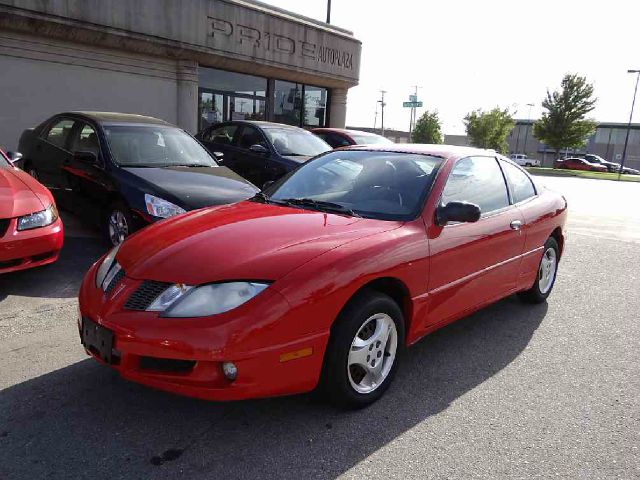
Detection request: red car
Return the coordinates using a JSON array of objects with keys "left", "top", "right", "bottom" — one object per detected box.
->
[
  {"left": 311, "top": 128, "right": 393, "bottom": 148},
  {"left": 0, "top": 148, "right": 63, "bottom": 273},
  {"left": 78, "top": 145, "right": 567, "bottom": 407},
  {"left": 553, "top": 157, "right": 608, "bottom": 172}
]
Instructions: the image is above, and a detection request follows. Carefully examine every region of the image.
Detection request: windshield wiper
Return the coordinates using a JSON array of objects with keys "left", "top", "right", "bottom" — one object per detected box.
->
[{"left": 280, "top": 198, "right": 359, "bottom": 217}]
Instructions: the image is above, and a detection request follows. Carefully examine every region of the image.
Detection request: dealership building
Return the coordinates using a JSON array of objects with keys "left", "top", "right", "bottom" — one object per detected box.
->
[{"left": 0, "top": 0, "right": 361, "bottom": 150}]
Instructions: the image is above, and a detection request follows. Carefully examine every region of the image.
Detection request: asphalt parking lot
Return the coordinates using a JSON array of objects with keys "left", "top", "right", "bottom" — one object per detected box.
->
[{"left": 1, "top": 176, "right": 639, "bottom": 480}]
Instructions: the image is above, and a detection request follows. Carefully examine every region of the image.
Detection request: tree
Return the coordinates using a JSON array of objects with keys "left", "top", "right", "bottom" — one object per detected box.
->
[
  {"left": 411, "top": 110, "right": 443, "bottom": 144},
  {"left": 463, "top": 107, "right": 514, "bottom": 154},
  {"left": 533, "top": 73, "right": 597, "bottom": 156}
]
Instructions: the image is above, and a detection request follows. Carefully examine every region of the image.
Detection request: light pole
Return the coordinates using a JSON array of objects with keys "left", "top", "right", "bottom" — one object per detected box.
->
[
  {"left": 378, "top": 90, "right": 387, "bottom": 136},
  {"left": 326, "top": 0, "right": 331, "bottom": 23},
  {"left": 522, "top": 103, "right": 534, "bottom": 156},
  {"left": 619, "top": 69, "right": 640, "bottom": 180}
]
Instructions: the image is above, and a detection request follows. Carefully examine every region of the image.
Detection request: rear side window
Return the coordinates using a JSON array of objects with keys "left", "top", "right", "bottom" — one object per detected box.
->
[
  {"left": 441, "top": 156, "right": 509, "bottom": 214},
  {"left": 45, "top": 119, "right": 76, "bottom": 149},
  {"left": 500, "top": 161, "right": 536, "bottom": 203}
]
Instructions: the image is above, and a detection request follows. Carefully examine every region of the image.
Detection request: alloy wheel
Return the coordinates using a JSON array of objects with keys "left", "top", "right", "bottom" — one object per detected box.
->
[
  {"left": 538, "top": 247, "right": 557, "bottom": 294},
  {"left": 108, "top": 210, "right": 129, "bottom": 246},
  {"left": 347, "top": 313, "right": 398, "bottom": 394}
]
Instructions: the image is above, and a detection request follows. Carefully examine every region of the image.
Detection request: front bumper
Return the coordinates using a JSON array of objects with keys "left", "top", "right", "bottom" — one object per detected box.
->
[
  {"left": 78, "top": 263, "right": 330, "bottom": 401},
  {"left": 0, "top": 217, "right": 63, "bottom": 273}
]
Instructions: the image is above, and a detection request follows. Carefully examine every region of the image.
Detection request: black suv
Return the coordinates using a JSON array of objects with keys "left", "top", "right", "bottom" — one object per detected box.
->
[
  {"left": 196, "top": 121, "right": 331, "bottom": 188},
  {"left": 17, "top": 112, "right": 258, "bottom": 245}
]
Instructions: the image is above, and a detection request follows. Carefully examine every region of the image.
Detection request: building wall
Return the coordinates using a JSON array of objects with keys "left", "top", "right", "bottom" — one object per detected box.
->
[
  {"left": 0, "top": 31, "right": 182, "bottom": 151},
  {"left": 0, "top": 0, "right": 361, "bottom": 149},
  {"left": 508, "top": 121, "right": 640, "bottom": 169}
]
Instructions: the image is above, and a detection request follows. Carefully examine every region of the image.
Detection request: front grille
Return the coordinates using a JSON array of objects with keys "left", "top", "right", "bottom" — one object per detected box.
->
[
  {"left": 139, "top": 356, "right": 196, "bottom": 374},
  {"left": 104, "top": 268, "right": 126, "bottom": 295},
  {"left": 0, "top": 219, "right": 9, "bottom": 238},
  {"left": 124, "top": 280, "right": 172, "bottom": 311}
]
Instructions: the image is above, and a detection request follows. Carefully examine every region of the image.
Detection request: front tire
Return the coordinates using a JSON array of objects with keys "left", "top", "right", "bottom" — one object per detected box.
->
[
  {"left": 320, "top": 290, "right": 405, "bottom": 408},
  {"left": 518, "top": 237, "right": 559, "bottom": 303},
  {"left": 104, "top": 202, "right": 134, "bottom": 247}
]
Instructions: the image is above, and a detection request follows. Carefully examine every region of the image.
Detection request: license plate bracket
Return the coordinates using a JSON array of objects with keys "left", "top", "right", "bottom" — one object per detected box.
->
[{"left": 81, "top": 317, "right": 114, "bottom": 364}]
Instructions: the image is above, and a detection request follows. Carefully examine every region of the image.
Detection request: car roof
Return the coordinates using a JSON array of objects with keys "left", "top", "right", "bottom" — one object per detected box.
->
[
  {"left": 62, "top": 111, "right": 173, "bottom": 126},
  {"left": 340, "top": 143, "right": 502, "bottom": 160},
  {"left": 216, "top": 120, "right": 307, "bottom": 131},
  {"left": 312, "top": 128, "right": 383, "bottom": 137}
]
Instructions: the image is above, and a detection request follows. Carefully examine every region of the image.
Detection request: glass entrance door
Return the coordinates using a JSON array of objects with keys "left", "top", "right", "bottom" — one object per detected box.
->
[{"left": 198, "top": 89, "right": 266, "bottom": 131}]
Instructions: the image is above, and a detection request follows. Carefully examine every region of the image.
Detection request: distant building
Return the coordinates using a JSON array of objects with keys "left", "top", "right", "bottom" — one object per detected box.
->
[
  {"left": 508, "top": 120, "right": 640, "bottom": 169},
  {"left": 443, "top": 134, "right": 470, "bottom": 147}
]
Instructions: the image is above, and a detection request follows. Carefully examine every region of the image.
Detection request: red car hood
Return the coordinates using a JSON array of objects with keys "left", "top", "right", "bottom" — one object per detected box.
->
[
  {"left": 117, "top": 201, "right": 401, "bottom": 284},
  {"left": 0, "top": 166, "right": 50, "bottom": 218}
]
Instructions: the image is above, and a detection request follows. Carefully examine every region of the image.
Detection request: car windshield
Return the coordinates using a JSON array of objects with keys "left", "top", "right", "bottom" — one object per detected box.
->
[
  {"left": 104, "top": 125, "right": 217, "bottom": 167},
  {"left": 262, "top": 150, "right": 442, "bottom": 220},
  {"left": 350, "top": 134, "right": 394, "bottom": 145},
  {"left": 263, "top": 127, "right": 331, "bottom": 157}
]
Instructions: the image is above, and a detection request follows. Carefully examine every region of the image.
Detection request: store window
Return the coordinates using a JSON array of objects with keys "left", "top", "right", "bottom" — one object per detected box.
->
[
  {"left": 273, "top": 80, "right": 302, "bottom": 126},
  {"left": 303, "top": 85, "right": 328, "bottom": 127},
  {"left": 198, "top": 68, "right": 267, "bottom": 131}
]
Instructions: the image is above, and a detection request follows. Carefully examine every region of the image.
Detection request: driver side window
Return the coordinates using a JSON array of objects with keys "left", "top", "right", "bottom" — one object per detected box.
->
[
  {"left": 442, "top": 156, "right": 510, "bottom": 214},
  {"left": 237, "top": 126, "right": 266, "bottom": 151}
]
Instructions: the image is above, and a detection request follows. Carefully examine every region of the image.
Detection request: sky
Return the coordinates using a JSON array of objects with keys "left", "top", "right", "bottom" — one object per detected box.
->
[{"left": 262, "top": 0, "right": 640, "bottom": 134}]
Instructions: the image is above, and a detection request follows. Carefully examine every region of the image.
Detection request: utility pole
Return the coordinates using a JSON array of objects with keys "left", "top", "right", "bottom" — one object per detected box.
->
[
  {"left": 378, "top": 90, "right": 387, "bottom": 136},
  {"left": 373, "top": 100, "right": 378, "bottom": 130},
  {"left": 326, "top": 0, "right": 331, "bottom": 23},
  {"left": 619, "top": 69, "right": 640, "bottom": 180},
  {"left": 522, "top": 103, "right": 534, "bottom": 155}
]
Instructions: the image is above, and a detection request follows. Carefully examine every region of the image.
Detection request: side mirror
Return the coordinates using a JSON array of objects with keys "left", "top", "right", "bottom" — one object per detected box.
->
[
  {"left": 436, "top": 201, "right": 481, "bottom": 226},
  {"left": 6, "top": 151, "right": 22, "bottom": 164},
  {"left": 249, "top": 144, "right": 269, "bottom": 155},
  {"left": 212, "top": 151, "right": 224, "bottom": 162},
  {"left": 74, "top": 151, "right": 99, "bottom": 166},
  {"left": 262, "top": 180, "right": 274, "bottom": 191}
]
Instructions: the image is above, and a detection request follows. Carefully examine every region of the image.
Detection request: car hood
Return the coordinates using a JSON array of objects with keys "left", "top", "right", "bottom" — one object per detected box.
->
[
  {"left": 0, "top": 166, "right": 49, "bottom": 218},
  {"left": 117, "top": 201, "right": 400, "bottom": 284},
  {"left": 122, "top": 165, "right": 258, "bottom": 210}
]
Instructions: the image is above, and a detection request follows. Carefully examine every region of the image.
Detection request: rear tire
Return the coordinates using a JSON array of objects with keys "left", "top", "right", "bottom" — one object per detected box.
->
[
  {"left": 518, "top": 237, "right": 559, "bottom": 304},
  {"left": 103, "top": 202, "right": 134, "bottom": 247},
  {"left": 319, "top": 290, "right": 405, "bottom": 408}
]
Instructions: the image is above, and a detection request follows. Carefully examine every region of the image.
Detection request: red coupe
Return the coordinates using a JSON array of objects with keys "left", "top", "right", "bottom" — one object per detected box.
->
[
  {"left": 78, "top": 145, "right": 567, "bottom": 407},
  {"left": 0, "top": 148, "right": 63, "bottom": 273},
  {"left": 553, "top": 157, "right": 608, "bottom": 172}
]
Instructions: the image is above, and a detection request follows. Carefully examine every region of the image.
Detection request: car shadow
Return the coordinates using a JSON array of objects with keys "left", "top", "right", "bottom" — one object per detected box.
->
[
  {"left": 0, "top": 297, "right": 547, "bottom": 479},
  {"left": 0, "top": 211, "right": 106, "bottom": 301}
]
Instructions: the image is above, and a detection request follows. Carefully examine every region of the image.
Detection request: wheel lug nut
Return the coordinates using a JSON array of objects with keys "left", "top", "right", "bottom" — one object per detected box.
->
[
  {"left": 369, "top": 345, "right": 373, "bottom": 351},
  {"left": 367, "top": 355, "right": 370, "bottom": 361},
  {"left": 376, "top": 341, "right": 381, "bottom": 348},
  {"left": 377, "top": 351, "right": 382, "bottom": 358},
  {"left": 371, "top": 359, "right": 376, "bottom": 367}
]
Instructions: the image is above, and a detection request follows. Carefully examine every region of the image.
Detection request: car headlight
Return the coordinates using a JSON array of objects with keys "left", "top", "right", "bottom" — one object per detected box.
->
[
  {"left": 17, "top": 203, "right": 58, "bottom": 231},
  {"left": 95, "top": 245, "right": 121, "bottom": 290},
  {"left": 148, "top": 282, "right": 270, "bottom": 317},
  {"left": 145, "top": 194, "right": 186, "bottom": 219}
]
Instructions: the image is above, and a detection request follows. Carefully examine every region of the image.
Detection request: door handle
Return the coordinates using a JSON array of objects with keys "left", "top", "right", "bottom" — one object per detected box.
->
[{"left": 510, "top": 220, "right": 523, "bottom": 230}]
